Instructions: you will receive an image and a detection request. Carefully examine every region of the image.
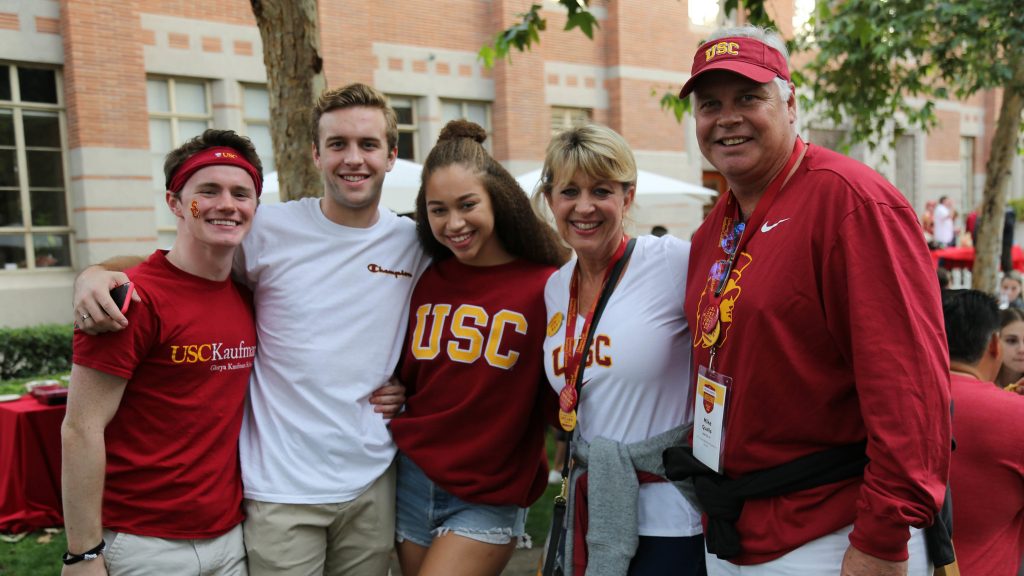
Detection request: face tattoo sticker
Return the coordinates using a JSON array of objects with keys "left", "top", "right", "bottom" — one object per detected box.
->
[{"left": 190, "top": 199, "right": 201, "bottom": 219}]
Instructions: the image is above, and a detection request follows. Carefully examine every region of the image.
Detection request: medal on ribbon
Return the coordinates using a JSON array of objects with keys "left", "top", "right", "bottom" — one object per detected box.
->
[
  {"left": 557, "top": 236, "right": 629, "bottom": 433},
  {"left": 558, "top": 408, "right": 577, "bottom": 431}
]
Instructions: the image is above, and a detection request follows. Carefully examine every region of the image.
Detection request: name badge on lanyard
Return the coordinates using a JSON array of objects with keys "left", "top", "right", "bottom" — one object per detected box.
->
[{"left": 693, "top": 366, "right": 731, "bottom": 472}]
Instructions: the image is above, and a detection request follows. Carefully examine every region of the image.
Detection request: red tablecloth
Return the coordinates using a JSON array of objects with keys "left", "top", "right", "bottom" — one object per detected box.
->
[
  {"left": 931, "top": 245, "right": 1024, "bottom": 271},
  {"left": 0, "top": 395, "right": 65, "bottom": 533}
]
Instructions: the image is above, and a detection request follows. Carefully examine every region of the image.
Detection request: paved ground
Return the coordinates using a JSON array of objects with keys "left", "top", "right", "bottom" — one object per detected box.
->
[{"left": 389, "top": 546, "right": 543, "bottom": 575}]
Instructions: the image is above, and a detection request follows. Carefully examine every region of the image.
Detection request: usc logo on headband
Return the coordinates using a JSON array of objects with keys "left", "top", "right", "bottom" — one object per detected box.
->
[{"left": 705, "top": 41, "right": 740, "bottom": 61}]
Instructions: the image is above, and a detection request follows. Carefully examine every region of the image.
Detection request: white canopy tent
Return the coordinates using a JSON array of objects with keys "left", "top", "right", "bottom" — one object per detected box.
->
[
  {"left": 514, "top": 168, "right": 717, "bottom": 199},
  {"left": 261, "top": 158, "right": 424, "bottom": 214}
]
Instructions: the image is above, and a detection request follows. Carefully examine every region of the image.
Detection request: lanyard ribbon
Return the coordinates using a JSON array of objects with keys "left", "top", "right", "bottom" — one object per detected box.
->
[
  {"left": 702, "top": 138, "right": 807, "bottom": 361},
  {"left": 558, "top": 236, "right": 629, "bottom": 424}
]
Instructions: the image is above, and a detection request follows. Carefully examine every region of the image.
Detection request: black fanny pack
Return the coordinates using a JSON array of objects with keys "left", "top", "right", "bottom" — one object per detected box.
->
[{"left": 663, "top": 441, "right": 954, "bottom": 567}]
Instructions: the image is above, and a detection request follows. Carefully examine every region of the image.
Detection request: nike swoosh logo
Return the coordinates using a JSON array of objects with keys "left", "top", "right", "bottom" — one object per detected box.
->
[{"left": 761, "top": 218, "right": 791, "bottom": 233}]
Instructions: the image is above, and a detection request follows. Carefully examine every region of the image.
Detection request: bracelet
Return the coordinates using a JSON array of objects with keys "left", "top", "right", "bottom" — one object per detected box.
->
[{"left": 62, "top": 539, "right": 105, "bottom": 566}]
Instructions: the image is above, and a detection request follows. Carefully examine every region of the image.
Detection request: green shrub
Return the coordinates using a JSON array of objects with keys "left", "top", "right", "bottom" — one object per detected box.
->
[{"left": 0, "top": 324, "right": 73, "bottom": 380}]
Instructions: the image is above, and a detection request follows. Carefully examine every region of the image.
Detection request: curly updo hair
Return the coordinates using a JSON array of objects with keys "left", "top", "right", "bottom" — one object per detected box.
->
[{"left": 415, "top": 119, "right": 569, "bottom": 267}]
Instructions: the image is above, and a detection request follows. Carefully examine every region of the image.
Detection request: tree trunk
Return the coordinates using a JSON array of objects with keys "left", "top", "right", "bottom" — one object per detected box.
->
[
  {"left": 250, "top": 0, "right": 326, "bottom": 200},
  {"left": 972, "top": 57, "right": 1024, "bottom": 294}
]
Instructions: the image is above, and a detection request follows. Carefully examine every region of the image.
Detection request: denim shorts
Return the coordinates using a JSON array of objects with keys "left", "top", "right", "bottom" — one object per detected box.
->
[{"left": 395, "top": 452, "right": 528, "bottom": 547}]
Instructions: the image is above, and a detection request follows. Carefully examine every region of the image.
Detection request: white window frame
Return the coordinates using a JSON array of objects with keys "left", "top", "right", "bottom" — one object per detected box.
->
[
  {"left": 0, "top": 63, "right": 72, "bottom": 272},
  {"left": 389, "top": 95, "right": 419, "bottom": 161},
  {"left": 441, "top": 99, "right": 492, "bottom": 151},
  {"left": 960, "top": 136, "right": 976, "bottom": 215},
  {"left": 147, "top": 76, "right": 213, "bottom": 244},
  {"left": 550, "top": 106, "right": 592, "bottom": 136},
  {"left": 241, "top": 84, "right": 274, "bottom": 172}
]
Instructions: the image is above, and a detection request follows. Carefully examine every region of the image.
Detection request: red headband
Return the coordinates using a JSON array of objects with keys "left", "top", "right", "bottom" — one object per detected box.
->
[
  {"left": 679, "top": 36, "right": 790, "bottom": 98},
  {"left": 168, "top": 146, "right": 262, "bottom": 197}
]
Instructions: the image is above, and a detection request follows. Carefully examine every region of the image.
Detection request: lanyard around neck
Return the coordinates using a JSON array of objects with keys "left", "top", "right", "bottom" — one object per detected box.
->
[
  {"left": 712, "top": 137, "right": 806, "bottom": 298},
  {"left": 558, "top": 235, "right": 629, "bottom": 415}
]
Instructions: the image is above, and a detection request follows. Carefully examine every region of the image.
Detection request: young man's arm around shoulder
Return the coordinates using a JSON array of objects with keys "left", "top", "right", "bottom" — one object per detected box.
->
[
  {"left": 60, "top": 364, "right": 129, "bottom": 576},
  {"left": 73, "top": 257, "right": 144, "bottom": 334}
]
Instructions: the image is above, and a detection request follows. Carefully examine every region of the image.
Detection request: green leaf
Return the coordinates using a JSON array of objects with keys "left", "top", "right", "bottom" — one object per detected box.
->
[
  {"left": 478, "top": 45, "right": 496, "bottom": 68},
  {"left": 565, "top": 11, "right": 598, "bottom": 38},
  {"left": 659, "top": 91, "right": 690, "bottom": 123}
]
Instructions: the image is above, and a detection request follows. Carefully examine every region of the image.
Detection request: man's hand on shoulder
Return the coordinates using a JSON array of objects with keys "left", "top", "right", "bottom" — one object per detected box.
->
[
  {"left": 73, "top": 265, "right": 135, "bottom": 334},
  {"left": 841, "top": 545, "right": 907, "bottom": 576}
]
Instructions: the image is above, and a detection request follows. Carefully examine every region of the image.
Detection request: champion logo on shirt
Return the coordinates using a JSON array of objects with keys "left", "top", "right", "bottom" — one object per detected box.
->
[{"left": 367, "top": 263, "right": 413, "bottom": 278}]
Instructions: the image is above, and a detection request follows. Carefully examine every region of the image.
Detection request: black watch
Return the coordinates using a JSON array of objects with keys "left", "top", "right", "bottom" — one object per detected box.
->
[{"left": 62, "top": 539, "right": 105, "bottom": 566}]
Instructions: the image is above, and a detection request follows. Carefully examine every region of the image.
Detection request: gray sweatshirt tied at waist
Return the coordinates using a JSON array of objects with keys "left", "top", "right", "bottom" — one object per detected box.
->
[{"left": 562, "top": 424, "right": 698, "bottom": 576}]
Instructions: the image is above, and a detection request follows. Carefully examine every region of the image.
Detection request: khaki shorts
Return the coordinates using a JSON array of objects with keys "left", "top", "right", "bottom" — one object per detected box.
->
[
  {"left": 102, "top": 523, "right": 246, "bottom": 576},
  {"left": 243, "top": 463, "right": 396, "bottom": 576}
]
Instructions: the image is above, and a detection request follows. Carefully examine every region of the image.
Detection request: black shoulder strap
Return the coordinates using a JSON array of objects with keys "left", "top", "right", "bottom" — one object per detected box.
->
[{"left": 571, "top": 237, "right": 636, "bottom": 393}]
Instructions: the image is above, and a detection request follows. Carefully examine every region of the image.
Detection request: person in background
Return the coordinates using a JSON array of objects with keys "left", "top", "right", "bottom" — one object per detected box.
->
[
  {"left": 675, "top": 25, "right": 949, "bottom": 575},
  {"left": 996, "top": 307, "right": 1024, "bottom": 393},
  {"left": 922, "top": 200, "right": 937, "bottom": 246},
  {"left": 941, "top": 289, "right": 1024, "bottom": 575},
  {"left": 650, "top": 225, "right": 669, "bottom": 237},
  {"left": 62, "top": 129, "right": 262, "bottom": 575},
  {"left": 539, "top": 123, "right": 705, "bottom": 576},
  {"left": 934, "top": 195, "right": 956, "bottom": 248},
  {"left": 389, "top": 120, "right": 567, "bottom": 576},
  {"left": 1001, "top": 272, "right": 1024, "bottom": 310}
]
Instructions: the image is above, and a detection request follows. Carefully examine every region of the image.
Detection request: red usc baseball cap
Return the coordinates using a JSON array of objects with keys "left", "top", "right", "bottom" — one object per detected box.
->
[{"left": 679, "top": 36, "right": 790, "bottom": 98}]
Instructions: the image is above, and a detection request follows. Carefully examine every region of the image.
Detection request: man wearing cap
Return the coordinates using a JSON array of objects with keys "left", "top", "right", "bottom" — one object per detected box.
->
[
  {"left": 676, "top": 26, "right": 950, "bottom": 575},
  {"left": 62, "top": 130, "right": 261, "bottom": 574}
]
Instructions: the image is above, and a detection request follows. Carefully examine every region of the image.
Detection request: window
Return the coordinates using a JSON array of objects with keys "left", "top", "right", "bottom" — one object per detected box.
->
[
  {"left": 441, "top": 100, "right": 491, "bottom": 151},
  {"left": 894, "top": 134, "right": 917, "bottom": 207},
  {"left": 808, "top": 128, "right": 862, "bottom": 161},
  {"left": 0, "top": 64, "right": 71, "bottom": 271},
  {"left": 550, "top": 107, "right": 591, "bottom": 136},
  {"left": 147, "top": 77, "right": 212, "bottom": 247},
  {"left": 242, "top": 85, "right": 274, "bottom": 172},
  {"left": 390, "top": 96, "right": 419, "bottom": 161},
  {"left": 961, "top": 137, "right": 976, "bottom": 214}
]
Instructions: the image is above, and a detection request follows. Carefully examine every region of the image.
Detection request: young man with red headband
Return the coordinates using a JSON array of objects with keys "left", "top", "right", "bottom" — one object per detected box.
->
[
  {"left": 670, "top": 26, "right": 951, "bottom": 575},
  {"left": 61, "top": 129, "right": 262, "bottom": 575}
]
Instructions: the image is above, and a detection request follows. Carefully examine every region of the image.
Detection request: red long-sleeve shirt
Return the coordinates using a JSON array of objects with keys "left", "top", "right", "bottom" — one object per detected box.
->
[{"left": 686, "top": 144, "right": 951, "bottom": 564}]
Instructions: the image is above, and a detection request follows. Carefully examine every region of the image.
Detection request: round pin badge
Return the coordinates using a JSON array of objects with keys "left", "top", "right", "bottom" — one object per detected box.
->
[
  {"left": 547, "top": 312, "right": 563, "bottom": 337},
  {"left": 700, "top": 304, "right": 720, "bottom": 337}
]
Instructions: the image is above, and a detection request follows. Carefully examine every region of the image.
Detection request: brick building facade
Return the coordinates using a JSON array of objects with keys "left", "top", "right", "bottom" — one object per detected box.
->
[{"left": 0, "top": 0, "right": 1016, "bottom": 326}]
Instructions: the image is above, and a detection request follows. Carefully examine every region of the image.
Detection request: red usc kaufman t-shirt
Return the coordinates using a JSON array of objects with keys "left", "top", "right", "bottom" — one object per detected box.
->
[{"left": 73, "top": 250, "right": 255, "bottom": 539}]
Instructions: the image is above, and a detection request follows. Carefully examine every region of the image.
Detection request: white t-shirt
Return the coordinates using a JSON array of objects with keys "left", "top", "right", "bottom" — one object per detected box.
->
[
  {"left": 933, "top": 203, "right": 955, "bottom": 245},
  {"left": 543, "top": 234, "right": 702, "bottom": 536},
  {"left": 237, "top": 198, "right": 428, "bottom": 503}
]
